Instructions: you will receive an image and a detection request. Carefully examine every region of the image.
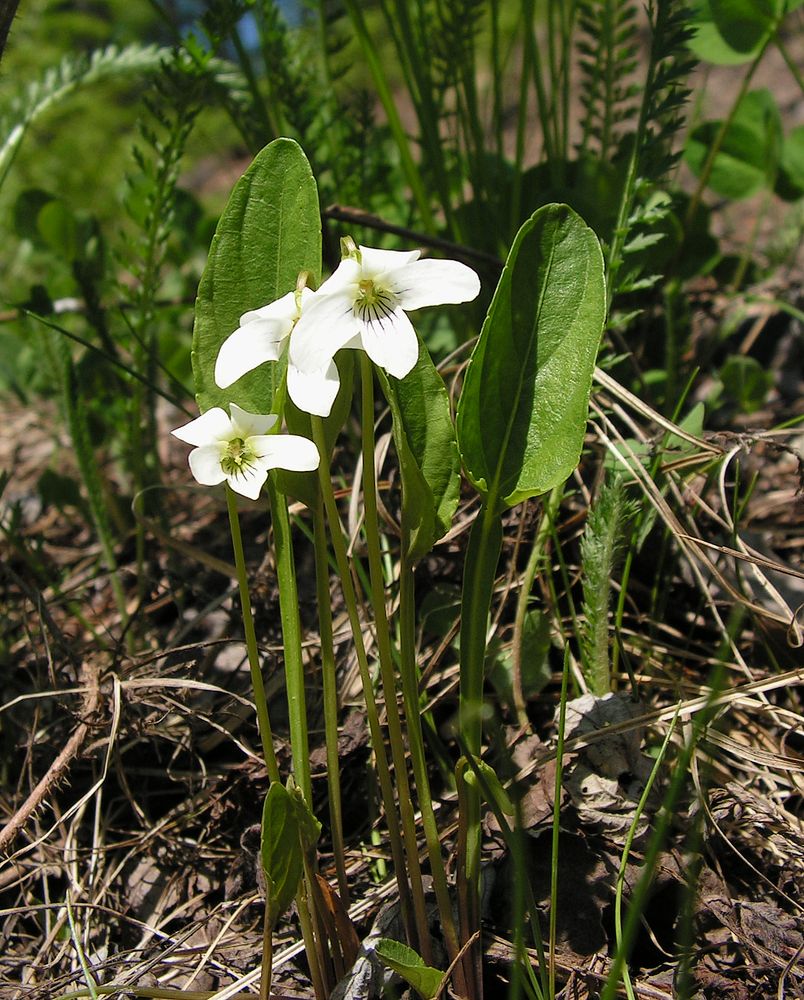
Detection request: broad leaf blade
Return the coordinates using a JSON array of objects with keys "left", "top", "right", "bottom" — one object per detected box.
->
[
  {"left": 377, "top": 340, "right": 461, "bottom": 562},
  {"left": 192, "top": 138, "right": 321, "bottom": 414},
  {"left": 456, "top": 204, "right": 605, "bottom": 511}
]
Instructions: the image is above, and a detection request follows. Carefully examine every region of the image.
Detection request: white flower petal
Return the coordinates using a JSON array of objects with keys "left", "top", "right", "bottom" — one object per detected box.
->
[
  {"left": 215, "top": 320, "right": 286, "bottom": 389},
  {"left": 249, "top": 434, "right": 320, "bottom": 472},
  {"left": 289, "top": 289, "right": 359, "bottom": 374},
  {"left": 171, "top": 408, "right": 232, "bottom": 446},
  {"left": 229, "top": 404, "right": 278, "bottom": 438},
  {"left": 359, "top": 245, "right": 420, "bottom": 277},
  {"left": 188, "top": 444, "right": 227, "bottom": 486},
  {"left": 226, "top": 465, "right": 268, "bottom": 501},
  {"left": 393, "top": 258, "right": 481, "bottom": 311},
  {"left": 358, "top": 305, "right": 420, "bottom": 379},
  {"left": 315, "top": 257, "right": 361, "bottom": 297},
  {"left": 287, "top": 359, "right": 341, "bottom": 417},
  {"left": 239, "top": 289, "right": 299, "bottom": 327}
]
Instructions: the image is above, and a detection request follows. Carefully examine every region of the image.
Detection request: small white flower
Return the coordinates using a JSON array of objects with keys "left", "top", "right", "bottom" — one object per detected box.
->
[
  {"left": 171, "top": 403, "right": 320, "bottom": 500},
  {"left": 215, "top": 288, "right": 313, "bottom": 390},
  {"left": 214, "top": 286, "right": 341, "bottom": 420},
  {"left": 287, "top": 244, "right": 481, "bottom": 416}
]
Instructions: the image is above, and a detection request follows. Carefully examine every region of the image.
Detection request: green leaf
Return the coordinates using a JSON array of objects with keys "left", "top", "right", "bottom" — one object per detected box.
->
[
  {"left": 710, "top": 0, "right": 778, "bottom": 51},
  {"left": 260, "top": 783, "right": 306, "bottom": 928},
  {"left": 471, "top": 756, "right": 515, "bottom": 816},
  {"left": 0, "top": 45, "right": 176, "bottom": 192},
  {"left": 192, "top": 138, "right": 321, "bottom": 415},
  {"left": 456, "top": 204, "right": 606, "bottom": 512},
  {"left": 14, "top": 189, "right": 54, "bottom": 243},
  {"left": 688, "top": 0, "right": 780, "bottom": 63},
  {"left": 718, "top": 354, "right": 772, "bottom": 413},
  {"left": 487, "top": 608, "right": 552, "bottom": 712},
  {"left": 288, "top": 780, "right": 322, "bottom": 854},
  {"left": 775, "top": 126, "right": 804, "bottom": 200},
  {"left": 684, "top": 89, "right": 782, "bottom": 199},
  {"left": 373, "top": 939, "right": 444, "bottom": 1000},
  {"left": 376, "top": 339, "right": 461, "bottom": 562},
  {"left": 38, "top": 199, "right": 79, "bottom": 260}
]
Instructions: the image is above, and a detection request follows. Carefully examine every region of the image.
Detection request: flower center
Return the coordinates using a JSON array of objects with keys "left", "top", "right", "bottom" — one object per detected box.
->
[
  {"left": 221, "top": 437, "right": 258, "bottom": 477},
  {"left": 355, "top": 279, "right": 396, "bottom": 326}
]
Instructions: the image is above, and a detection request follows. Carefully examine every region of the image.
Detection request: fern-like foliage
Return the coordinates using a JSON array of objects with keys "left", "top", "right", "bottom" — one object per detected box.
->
[
  {"left": 118, "top": 53, "right": 206, "bottom": 499},
  {"left": 579, "top": 476, "right": 640, "bottom": 696},
  {"left": 0, "top": 44, "right": 173, "bottom": 191},
  {"left": 576, "top": 0, "right": 640, "bottom": 163},
  {"left": 431, "top": 0, "right": 486, "bottom": 98},
  {"left": 606, "top": 0, "right": 697, "bottom": 307},
  {"left": 639, "top": 0, "right": 698, "bottom": 185},
  {"left": 122, "top": 54, "right": 203, "bottom": 320}
]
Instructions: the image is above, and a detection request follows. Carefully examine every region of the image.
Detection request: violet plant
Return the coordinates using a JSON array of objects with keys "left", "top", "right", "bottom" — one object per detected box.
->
[{"left": 174, "top": 138, "right": 606, "bottom": 1000}]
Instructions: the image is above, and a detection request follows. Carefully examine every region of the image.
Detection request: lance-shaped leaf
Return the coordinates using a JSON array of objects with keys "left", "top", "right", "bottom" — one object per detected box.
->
[
  {"left": 192, "top": 138, "right": 321, "bottom": 414},
  {"left": 376, "top": 339, "right": 461, "bottom": 562},
  {"left": 456, "top": 204, "right": 605, "bottom": 512}
]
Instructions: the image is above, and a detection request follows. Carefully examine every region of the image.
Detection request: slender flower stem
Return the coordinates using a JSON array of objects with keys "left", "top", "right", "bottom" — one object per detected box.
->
[
  {"left": 297, "top": 860, "right": 329, "bottom": 1000},
  {"left": 458, "top": 500, "right": 504, "bottom": 1000},
  {"left": 511, "top": 487, "right": 562, "bottom": 725},
  {"left": 313, "top": 490, "right": 350, "bottom": 902},
  {"left": 225, "top": 485, "right": 280, "bottom": 785},
  {"left": 549, "top": 646, "right": 571, "bottom": 998},
  {"left": 310, "top": 416, "right": 417, "bottom": 949},
  {"left": 399, "top": 555, "right": 461, "bottom": 967},
  {"left": 359, "top": 355, "right": 433, "bottom": 964},
  {"left": 265, "top": 473, "right": 312, "bottom": 804}
]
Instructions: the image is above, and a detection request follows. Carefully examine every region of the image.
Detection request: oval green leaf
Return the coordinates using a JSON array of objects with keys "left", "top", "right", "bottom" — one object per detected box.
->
[
  {"left": 192, "top": 138, "right": 321, "bottom": 415},
  {"left": 376, "top": 339, "right": 461, "bottom": 562},
  {"left": 684, "top": 89, "right": 782, "bottom": 200},
  {"left": 456, "top": 204, "right": 605, "bottom": 512}
]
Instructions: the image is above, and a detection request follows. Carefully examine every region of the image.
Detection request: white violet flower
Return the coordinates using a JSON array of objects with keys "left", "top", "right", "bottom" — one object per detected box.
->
[
  {"left": 171, "top": 402, "right": 320, "bottom": 500},
  {"left": 287, "top": 243, "right": 481, "bottom": 416},
  {"left": 215, "top": 287, "right": 313, "bottom": 390},
  {"left": 214, "top": 286, "right": 342, "bottom": 419}
]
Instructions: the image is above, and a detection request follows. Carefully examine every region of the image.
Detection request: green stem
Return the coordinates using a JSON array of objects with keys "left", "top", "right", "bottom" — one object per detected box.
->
[
  {"left": 230, "top": 23, "right": 277, "bottom": 137},
  {"left": 613, "top": 709, "right": 679, "bottom": 1000},
  {"left": 359, "top": 356, "right": 432, "bottom": 962},
  {"left": 62, "top": 349, "right": 132, "bottom": 652},
  {"left": 265, "top": 474, "right": 312, "bottom": 804},
  {"left": 310, "top": 416, "right": 417, "bottom": 949},
  {"left": 260, "top": 904, "right": 272, "bottom": 1000},
  {"left": 399, "top": 556, "right": 461, "bottom": 967},
  {"left": 511, "top": 487, "right": 562, "bottom": 725},
  {"left": 549, "top": 646, "right": 571, "bottom": 998},
  {"left": 341, "top": 0, "right": 435, "bottom": 233},
  {"left": 313, "top": 490, "right": 350, "bottom": 903},
  {"left": 683, "top": 41, "right": 769, "bottom": 233},
  {"left": 457, "top": 501, "right": 504, "bottom": 996},
  {"left": 225, "top": 485, "right": 280, "bottom": 785},
  {"left": 776, "top": 32, "right": 804, "bottom": 94},
  {"left": 600, "top": 668, "right": 725, "bottom": 1000},
  {"left": 297, "top": 861, "right": 329, "bottom": 1000}
]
